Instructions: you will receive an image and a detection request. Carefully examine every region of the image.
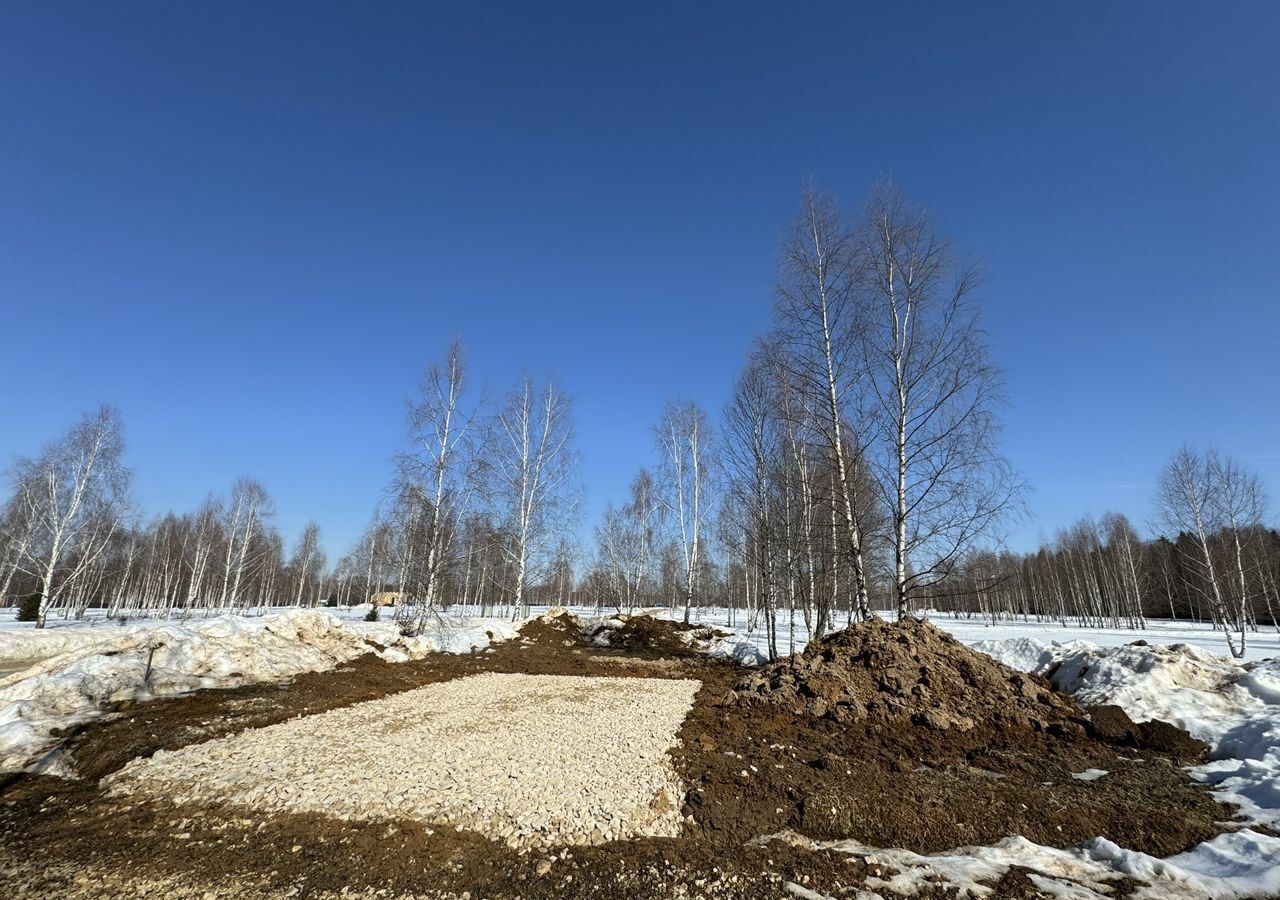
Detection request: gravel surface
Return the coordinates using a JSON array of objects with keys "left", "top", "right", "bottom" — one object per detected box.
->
[{"left": 108, "top": 672, "right": 702, "bottom": 849}]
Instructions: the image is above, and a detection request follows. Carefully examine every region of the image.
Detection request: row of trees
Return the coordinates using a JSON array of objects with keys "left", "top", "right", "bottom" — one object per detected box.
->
[
  {"left": 3, "top": 184, "right": 1270, "bottom": 659},
  {"left": 0, "top": 406, "right": 332, "bottom": 626},
  {"left": 932, "top": 449, "right": 1275, "bottom": 657},
  {"left": 0, "top": 184, "right": 1054, "bottom": 649}
]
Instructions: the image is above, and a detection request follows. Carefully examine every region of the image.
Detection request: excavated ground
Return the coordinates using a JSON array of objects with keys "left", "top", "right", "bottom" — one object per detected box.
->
[{"left": 0, "top": 613, "right": 1242, "bottom": 899}]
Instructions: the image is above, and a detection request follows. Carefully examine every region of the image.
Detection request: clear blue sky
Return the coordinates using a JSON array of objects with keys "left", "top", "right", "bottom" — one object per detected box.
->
[{"left": 2, "top": 1, "right": 1278, "bottom": 560}]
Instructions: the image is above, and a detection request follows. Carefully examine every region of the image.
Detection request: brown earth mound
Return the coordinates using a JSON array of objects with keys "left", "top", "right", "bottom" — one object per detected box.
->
[
  {"left": 679, "top": 617, "right": 1225, "bottom": 857},
  {"left": 733, "top": 616, "right": 1086, "bottom": 738},
  {"left": 1086, "top": 703, "right": 1209, "bottom": 763},
  {"left": 589, "top": 614, "right": 723, "bottom": 656},
  {"left": 516, "top": 609, "right": 589, "bottom": 647}
]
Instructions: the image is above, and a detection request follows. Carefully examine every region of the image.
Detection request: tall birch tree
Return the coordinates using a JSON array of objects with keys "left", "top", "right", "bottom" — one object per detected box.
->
[
  {"left": 1157, "top": 447, "right": 1243, "bottom": 656},
  {"left": 5, "top": 406, "right": 131, "bottom": 627},
  {"left": 775, "top": 189, "right": 873, "bottom": 620},
  {"left": 486, "top": 376, "right": 577, "bottom": 615},
  {"left": 856, "top": 185, "right": 1022, "bottom": 619},
  {"left": 656, "top": 401, "right": 713, "bottom": 624},
  {"left": 289, "top": 521, "right": 324, "bottom": 606},
  {"left": 397, "top": 342, "right": 476, "bottom": 630}
]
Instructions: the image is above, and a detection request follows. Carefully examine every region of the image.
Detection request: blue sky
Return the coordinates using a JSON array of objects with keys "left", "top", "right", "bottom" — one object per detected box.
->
[{"left": 2, "top": 1, "right": 1277, "bottom": 560}]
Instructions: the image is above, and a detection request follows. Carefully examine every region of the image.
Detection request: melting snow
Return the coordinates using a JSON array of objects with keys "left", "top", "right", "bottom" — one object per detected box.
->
[
  {"left": 1071, "top": 768, "right": 1109, "bottom": 781},
  {"left": 0, "top": 610, "right": 517, "bottom": 774},
  {"left": 975, "top": 638, "right": 1280, "bottom": 831}
]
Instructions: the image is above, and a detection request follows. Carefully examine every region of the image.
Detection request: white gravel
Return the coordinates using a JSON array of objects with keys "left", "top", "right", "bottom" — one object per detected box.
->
[{"left": 108, "top": 672, "right": 702, "bottom": 849}]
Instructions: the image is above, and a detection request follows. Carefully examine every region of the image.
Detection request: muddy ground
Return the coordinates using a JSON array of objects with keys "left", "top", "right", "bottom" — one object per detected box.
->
[{"left": 0, "top": 614, "right": 1249, "bottom": 899}]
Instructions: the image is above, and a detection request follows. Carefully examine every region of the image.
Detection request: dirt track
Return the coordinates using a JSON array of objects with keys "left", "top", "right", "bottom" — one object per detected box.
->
[{"left": 0, "top": 615, "right": 1239, "bottom": 899}]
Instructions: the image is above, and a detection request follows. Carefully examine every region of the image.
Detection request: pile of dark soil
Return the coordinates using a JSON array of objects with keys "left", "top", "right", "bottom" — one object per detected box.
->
[
  {"left": 733, "top": 616, "right": 1084, "bottom": 737},
  {"left": 588, "top": 614, "right": 723, "bottom": 656},
  {"left": 729, "top": 616, "right": 1207, "bottom": 763},
  {"left": 1087, "top": 703, "right": 1209, "bottom": 762},
  {"left": 516, "top": 609, "right": 590, "bottom": 647}
]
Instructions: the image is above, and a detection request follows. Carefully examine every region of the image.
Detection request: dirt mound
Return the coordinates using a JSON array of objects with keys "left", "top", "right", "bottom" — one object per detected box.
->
[
  {"left": 681, "top": 619, "right": 1227, "bottom": 857},
  {"left": 1086, "top": 703, "right": 1209, "bottom": 763},
  {"left": 733, "top": 616, "right": 1086, "bottom": 739},
  {"left": 516, "top": 609, "right": 589, "bottom": 647},
  {"left": 588, "top": 614, "right": 722, "bottom": 656}
]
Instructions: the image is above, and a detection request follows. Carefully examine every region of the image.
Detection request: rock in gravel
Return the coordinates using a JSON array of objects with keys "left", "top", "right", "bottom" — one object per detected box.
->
[{"left": 108, "top": 673, "right": 702, "bottom": 850}]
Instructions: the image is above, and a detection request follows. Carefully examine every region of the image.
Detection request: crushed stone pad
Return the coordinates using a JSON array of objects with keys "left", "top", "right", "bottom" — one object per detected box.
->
[{"left": 108, "top": 672, "right": 701, "bottom": 849}]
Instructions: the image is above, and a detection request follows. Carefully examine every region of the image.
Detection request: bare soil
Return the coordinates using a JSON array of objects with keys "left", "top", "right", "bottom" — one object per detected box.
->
[
  {"left": 587, "top": 612, "right": 723, "bottom": 656},
  {"left": 0, "top": 614, "right": 1242, "bottom": 899}
]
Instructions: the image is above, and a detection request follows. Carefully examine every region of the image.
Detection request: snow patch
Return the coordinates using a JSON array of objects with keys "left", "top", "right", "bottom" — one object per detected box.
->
[
  {"left": 1084, "top": 829, "right": 1280, "bottom": 900},
  {"left": 691, "top": 629, "right": 769, "bottom": 667},
  {"left": 1070, "top": 768, "right": 1109, "bottom": 782},
  {"left": 0, "top": 610, "right": 516, "bottom": 775},
  {"left": 770, "top": 828, "right": 1280, "bottom": 900}
]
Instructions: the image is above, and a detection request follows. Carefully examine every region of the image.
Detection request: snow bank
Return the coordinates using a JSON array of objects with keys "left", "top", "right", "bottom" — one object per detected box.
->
[
  {"left": 0, "top": 624, "right": 124, "bottom": 662},
  {"left": 0, "top": 610, "right": 514, "bottom": 775},
  {"left": 350, "top": 616, "right": 520, "bottom": 662},
  {"left": 973, "top": 637, "right": 1280, "bottom": 831},
  {"left": 771, "top": 829, "right": 1280, "bottom": 900},
  {"left": 1086, "top": 829, "right": 1280, "bottom": 900},
  {"left": 697, "top": 631, "right": 769, "bottom": 667}
]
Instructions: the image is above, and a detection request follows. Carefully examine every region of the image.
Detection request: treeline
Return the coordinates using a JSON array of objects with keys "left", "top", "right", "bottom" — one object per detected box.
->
[
  {"left": 932, "top": 448, "right": 1276, "bottom": 657},
  {"left": 0, "top": 184, "right": 1033, "bottom": 644},
  {"left": 3, "top": 183, "right": 1272, "bottom": 658},
  {"left": 0, "top": 406, "right": 330, "bottom": 626},
  {"left": 0, "top": 356, "right": 584, "bottom": 630}
]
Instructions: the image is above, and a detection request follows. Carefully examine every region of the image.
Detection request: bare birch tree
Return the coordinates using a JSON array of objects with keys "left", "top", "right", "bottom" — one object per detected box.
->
[
  {"left": 216, "top": 477, "right": 273, "bottom": 611},
  {"left": 1216, "top": 453, "right": 1267, "bottom": 648},
  {"left": 5, "top": 406, "right": 131, "bottom": 626},
  {"left": 1157, "top": 446, "right": 1244, "bottom": 656},
  {"left": 181, "top": 497, "right": 222, "bottom": 613},
  {"left": 594, "top": 468, "right": 662, "bottom": 612},
  {"left": 656, "top": 401, "right": 713, "bottom": 624},
  {"left": 486, "top": 376, "right": 577, "bottom": 615},
  {"left": 0, "top": 466, "right": 40, "bottom": 604},
  {"left": 289, "top": 521, "right": 324, "bottom": 606},
  {"left": 774, "top": 188, "right": 873, "bottom": 620},
  {"left": 722, "top": 347, "right": 780, "bottom": 656},
  {"left": 856, "top": 184, "right": 1022, "bottom": 619},
  {"left": 396, "top": 342, "right": 477, "bottom": 630}
]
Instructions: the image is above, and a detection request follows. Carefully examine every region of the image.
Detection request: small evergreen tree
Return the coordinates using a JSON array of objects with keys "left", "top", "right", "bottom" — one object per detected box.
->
[{"left": 17, "top": 593, "right": 41, "bottom": 623}]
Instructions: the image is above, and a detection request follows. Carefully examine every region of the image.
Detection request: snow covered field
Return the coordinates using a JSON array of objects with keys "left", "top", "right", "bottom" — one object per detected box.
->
[
  {"left": 12, "top": 602, "right": 1273, "bottom": 663},
  {"left": 2, "top": 604, "right": 1278, "bottom": 898},
  {"left": 652, "top": 604, "right": 1280, "bottom": 663}
]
